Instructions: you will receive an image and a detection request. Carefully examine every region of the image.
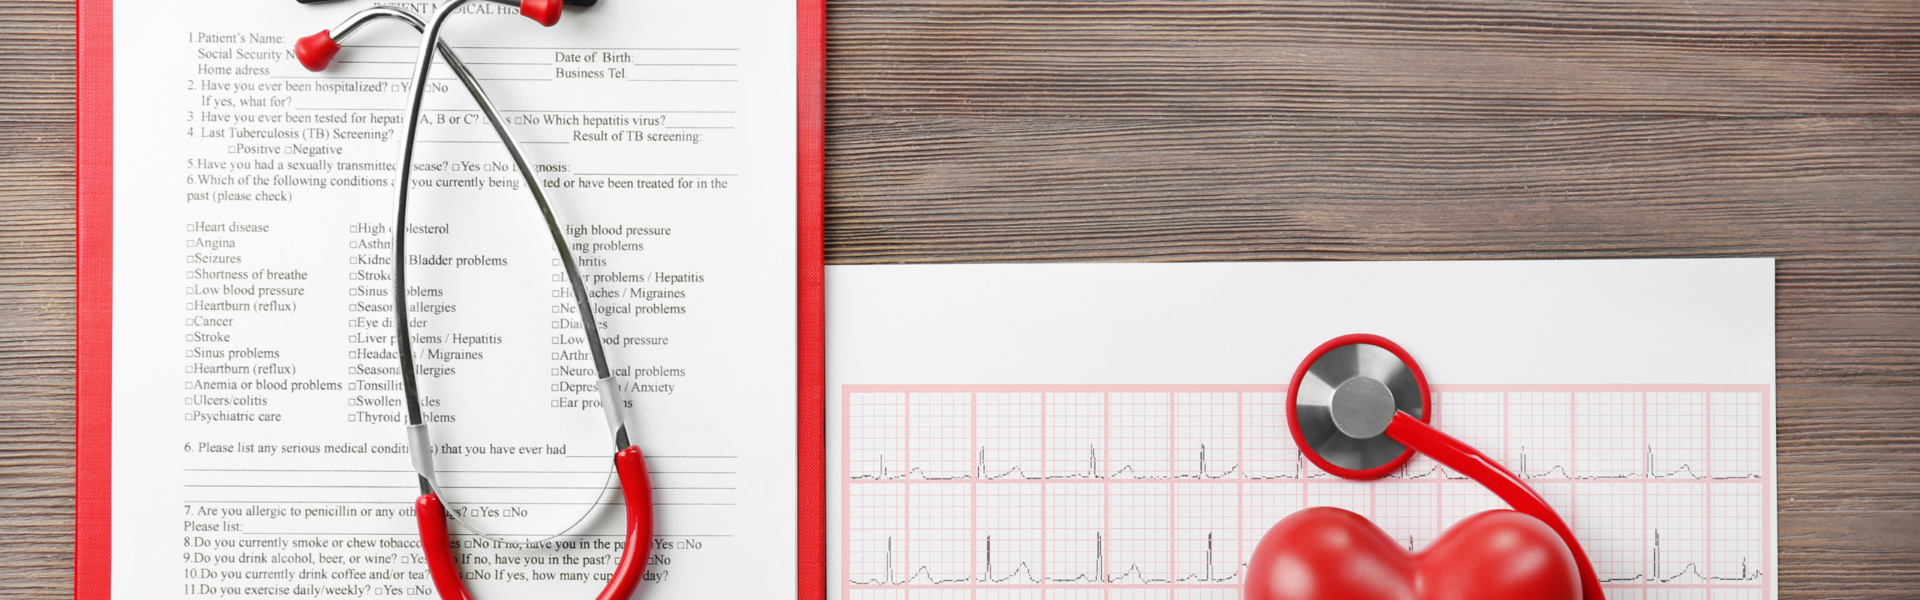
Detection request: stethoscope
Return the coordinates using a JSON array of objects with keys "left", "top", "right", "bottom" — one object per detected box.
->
[
  {"left": 1279, "top": 334, "right": 1604, "bottom": 600},
  {"left": 293, "top": 2, "right": 653, "bottom": 599}
]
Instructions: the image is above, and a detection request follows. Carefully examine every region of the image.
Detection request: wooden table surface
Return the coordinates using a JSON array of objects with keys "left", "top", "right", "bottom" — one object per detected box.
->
[{"left": 3, "top": 0, "right": 1916, "bottom": 597}]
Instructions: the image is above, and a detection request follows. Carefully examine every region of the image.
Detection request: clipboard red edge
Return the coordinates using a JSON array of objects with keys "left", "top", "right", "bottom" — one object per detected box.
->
[
  {"left": 70, "top": 1, "right": 829, "bottom": 597},
  {"left": 796, "top": 0, "right": 827, "bottom": 597},
  {"left": 75, "top": 0, "right": 114, "bottom": 598}
]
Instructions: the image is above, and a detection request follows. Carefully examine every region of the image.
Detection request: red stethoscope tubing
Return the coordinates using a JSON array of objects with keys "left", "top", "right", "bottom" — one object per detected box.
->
[
  {"left": 1384, "top": 412, "right": 1604, "bottom": 600},
  {"left": 415, "top": 446, "right": 655, "bottom": 600}
]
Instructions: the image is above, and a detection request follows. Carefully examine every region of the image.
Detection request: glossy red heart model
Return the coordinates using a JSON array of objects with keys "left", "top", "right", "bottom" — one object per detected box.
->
[{"left": 1244, "top": 507, "right": 1582, "bottom": 600}]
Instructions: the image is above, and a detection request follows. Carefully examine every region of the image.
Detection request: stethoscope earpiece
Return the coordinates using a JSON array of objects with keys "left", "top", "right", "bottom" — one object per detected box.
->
[
  {"left": 521, "top": 0, "right": 564, "bottom": 26},
  {"left": 294, "top": 30, "right": 340, "bottom": 72},
  {"left": 292, "top": 0, "right": 569, "bottom": 73}
]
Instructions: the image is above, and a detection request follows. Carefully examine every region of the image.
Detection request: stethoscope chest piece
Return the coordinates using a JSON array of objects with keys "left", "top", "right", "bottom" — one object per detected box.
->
[
  {"left": 1274, "top": 333, "right": 1606, "bottom": 599},
  {"left": 1287, "top": 334, "right": 1430, "bottom": 478}
]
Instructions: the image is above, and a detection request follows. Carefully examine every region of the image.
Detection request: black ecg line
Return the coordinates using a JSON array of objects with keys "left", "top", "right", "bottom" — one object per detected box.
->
[
  {"left": 851, "top": 445, "right": 1762, "bottom": 481},
  {"left": 849, "top": 533, "right": 1245, "bottom": 586}
]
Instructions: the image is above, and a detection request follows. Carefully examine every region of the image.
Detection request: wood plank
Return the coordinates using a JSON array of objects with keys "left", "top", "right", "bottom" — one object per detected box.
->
[
  {"left": 827, "top": 0, "right": 1920, "bottom": 119},
  {"left": 0, "top": 0, "right": 75, "bottom": 596}
]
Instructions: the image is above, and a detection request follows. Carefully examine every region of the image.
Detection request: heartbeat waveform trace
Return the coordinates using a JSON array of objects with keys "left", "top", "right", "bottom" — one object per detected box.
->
[
  {"left": 850, "top": 445, "right": 1250, "bottom": 482},
  {"left": 1512, "top": 446, "right": 1764, "bottom": 481},
  {"left": 841, "top": 385, "right": 1774, "bottom": 597},
  {"left": 849, "top": 444, "right": 1762, "bottom": 482},
  {"left": 1598, "top": 530, "right": 1767, "bottom": 584},
  {"left": 854, "top": 528, "right": 1765, "bottom": 589},
  {"left": 850, "top": 533, "right": 1245, "bottom": 587}
]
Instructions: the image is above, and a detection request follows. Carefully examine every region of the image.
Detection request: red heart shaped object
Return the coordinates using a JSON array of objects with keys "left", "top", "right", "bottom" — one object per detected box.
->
[{"left": 1244, "top": 507, "right": 1581, "bottom": 600}]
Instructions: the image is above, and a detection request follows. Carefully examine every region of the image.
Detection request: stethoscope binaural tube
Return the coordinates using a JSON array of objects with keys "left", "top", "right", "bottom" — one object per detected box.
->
[
  {"left": 293, "top": 3, "right": 653, "bottom": 600},
  {"left": 1287, "top": 334, "right": 1604, "bottom": 600}
]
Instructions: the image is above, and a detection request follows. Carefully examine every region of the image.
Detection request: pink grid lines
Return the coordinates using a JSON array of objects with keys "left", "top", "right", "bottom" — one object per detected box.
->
[{"left": 840, "top": 384, "right": 1772, "bottom": 600}]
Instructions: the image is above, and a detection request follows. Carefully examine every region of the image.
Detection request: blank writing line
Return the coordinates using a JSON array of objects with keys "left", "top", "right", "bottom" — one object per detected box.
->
[
  {"left": 344, "top": 45, "right": 740, "bottom": 51},
  {"left": 575, "top": 173, "right": 738, "bottom": 177},
  {"left": 271, "top": 76, "right": 547, "bottom": 82},
  {"left": 187, "top": 468, "right": 609, "bottom": 474},
  {"left": 185, "top": 461, "right": 731, "bottom": 474},
  {"left": 292, "top": 108, "right": 734, "bottom": 114},
  {"left": 187, "top": 499, "right": 721, "bottom": 505},
  {"left": 245, "top": 532, "right": 732, "bottom": 537},
  {"left": 186, "top": 485, "right": 726, "bottom": 490},
  {"left": 416, "top": 140, "right": 568, "bottom": 145}
]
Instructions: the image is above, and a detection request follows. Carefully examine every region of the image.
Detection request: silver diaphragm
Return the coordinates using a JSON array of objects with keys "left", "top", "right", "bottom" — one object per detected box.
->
[{"left": 1293, "top": 342, "right": 1425, "bottom": 474}]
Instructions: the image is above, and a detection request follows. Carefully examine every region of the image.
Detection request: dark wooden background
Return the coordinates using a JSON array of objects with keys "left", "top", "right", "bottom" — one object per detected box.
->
[{"left": 3, "top": 0, "right": 1916, "bottom": 597}]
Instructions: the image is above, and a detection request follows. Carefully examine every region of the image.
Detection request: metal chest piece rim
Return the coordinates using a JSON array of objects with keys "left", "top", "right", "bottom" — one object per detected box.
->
[{"left": 1287, "top": 335, "right": 1430, "bottom": 478}]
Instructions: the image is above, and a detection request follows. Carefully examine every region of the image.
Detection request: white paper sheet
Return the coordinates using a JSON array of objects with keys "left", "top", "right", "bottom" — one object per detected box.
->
[
  {"left": 111, "top": 2, "right": 796, "bottom": 597},
  {"left": 826, "top": 259, "right": 1775, "bottom": 599}
]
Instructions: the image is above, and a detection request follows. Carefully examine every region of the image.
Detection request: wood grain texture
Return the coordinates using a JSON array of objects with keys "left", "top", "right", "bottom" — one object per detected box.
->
[
  {"left": 0, "top": 0, "right": 78, "bottom": 597},
  {"left": 2, "top": 0, "right": 1916, "bottom": 597},
  {"left": 821, "top": 1, "right": 1920, "bottom": 597}
]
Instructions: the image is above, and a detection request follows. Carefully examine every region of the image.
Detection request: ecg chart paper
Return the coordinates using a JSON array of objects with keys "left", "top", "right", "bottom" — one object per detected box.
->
[{"left": 825, "top": 260, "right": 1776, "bottom": 600}]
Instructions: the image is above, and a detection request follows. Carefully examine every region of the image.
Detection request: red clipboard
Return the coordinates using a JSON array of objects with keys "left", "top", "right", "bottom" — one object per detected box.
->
[{"left": 73, "top": 2, "right": 826, "bottom": 598}]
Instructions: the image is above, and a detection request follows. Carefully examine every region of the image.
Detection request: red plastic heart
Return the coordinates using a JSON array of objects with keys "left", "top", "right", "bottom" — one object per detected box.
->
[{"left": 1244, "top": 507, "right": 1582, "bottom": 600}]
